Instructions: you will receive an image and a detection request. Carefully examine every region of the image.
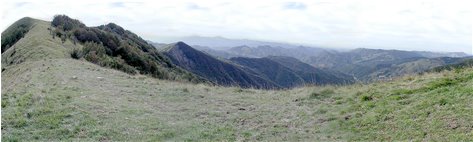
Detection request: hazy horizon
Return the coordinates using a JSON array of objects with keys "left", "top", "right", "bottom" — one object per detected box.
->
[
  {"left": 2, "top": 0, "right": 472, "bottom": 54},
  {"left": 151, "top": 35, "right": 472, "bottom": 54}
]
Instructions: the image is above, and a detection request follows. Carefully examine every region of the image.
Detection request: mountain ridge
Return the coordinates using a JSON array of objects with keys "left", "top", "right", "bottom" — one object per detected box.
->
[{"left": 161, "top": 41, "right": 280, "bottom": 89}]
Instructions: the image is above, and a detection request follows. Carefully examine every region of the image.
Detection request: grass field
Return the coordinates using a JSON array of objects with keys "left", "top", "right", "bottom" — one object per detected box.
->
[{"left": 2, "top": 18, "right": 473, "bottom": 141}]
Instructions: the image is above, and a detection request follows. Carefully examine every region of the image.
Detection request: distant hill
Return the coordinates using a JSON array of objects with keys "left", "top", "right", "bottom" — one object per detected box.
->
[
  {"left": 230, "top": 56, "right": 354, "bottom": 88},
  {"left": 430, "top": 58, "right": 473, "bottom": 72},
  {"left": 160, "top": 41, "right": 279, "bottom": 89},
  {"left": 307, "top": 48, "right": 469, "bottom": 81},
  {"left": 224, "top": 46, "right": 469, "bottom": 82},
  {"left": 227, "top": 45, "right": 329, "bottom": 61},
  {"left": 161, "top": 42, "right": 354, "bottom": 88},
  {"left": 158, "top": 36, "right": 304, "bottom": 49},
  {"left": 188, "top": 45, "right": 469, "bottom": 82},
  {"left": 230, "top": 57, "right": 306, "bottom": 88},
  {"left": 265, "top": 56, "right": 354, "bottom": 85},
  {"left": 414, "top": 51, "right": 469, "bottom": 58}
]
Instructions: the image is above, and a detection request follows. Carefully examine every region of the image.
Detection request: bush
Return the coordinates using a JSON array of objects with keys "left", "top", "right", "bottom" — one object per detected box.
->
[
  {"left": 391, "top": 89, "right": 414, "bottom": 95},
  {"left": 309, "top": 92, "right": 322, "bottom": 99},
  {"left": 320, "top": 89, "right": 335, "bottom": 95},
  {"left": 74, "top": 28, "right": 100, "bottom": 43},
  {"left": 309, "top": 89, "right": 334, "bottom": 100},
  {"left": 70, "top": 48, "right": 82, "bottom": 59},
  {"left": 83, "top": 42, "right": 106, "bottom": 56},
  {"left": 438, "top": 98, "right": 449, "bottom": 106},
  {"left": 361, "top": 95, "right": 372, "bottom": 101},
  {"left": 51, "top": 15, "right": 85, "bottom": 31}
]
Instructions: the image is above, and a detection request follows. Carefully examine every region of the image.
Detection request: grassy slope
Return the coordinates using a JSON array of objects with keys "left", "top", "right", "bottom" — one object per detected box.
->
[
  {"left": 2, "top": 19, "right": 74, "bottom": 67},
  {"left": 2, "top": 19, "right": 473, "bottom": 141}
]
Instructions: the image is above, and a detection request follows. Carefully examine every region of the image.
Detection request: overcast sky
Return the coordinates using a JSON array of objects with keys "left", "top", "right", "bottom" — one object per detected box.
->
[{"left": 1, "top": 0, "right": 472, "bottom": 53}]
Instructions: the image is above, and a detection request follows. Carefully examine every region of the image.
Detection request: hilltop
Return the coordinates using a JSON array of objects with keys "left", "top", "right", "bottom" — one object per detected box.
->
[{"left": 2, "top": 16, "right": 473, "bottom": 141}]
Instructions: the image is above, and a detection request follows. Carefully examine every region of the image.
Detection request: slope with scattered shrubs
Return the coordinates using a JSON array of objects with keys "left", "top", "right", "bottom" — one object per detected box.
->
[{"left": 49, "top": 15, "right": 205, "bottom": 82}]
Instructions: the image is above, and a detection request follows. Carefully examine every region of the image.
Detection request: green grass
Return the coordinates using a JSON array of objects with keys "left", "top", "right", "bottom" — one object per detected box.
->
[{"left": 2, "top": 18, "right": 473, "bottom": 141}]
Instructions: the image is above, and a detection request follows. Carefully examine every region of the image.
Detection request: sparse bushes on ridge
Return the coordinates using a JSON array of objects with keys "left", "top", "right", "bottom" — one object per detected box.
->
[
  {"left": 51, "top": 15, "right": 85, "bottom": 31},
  {"left": 52, "top": 15, "right": 205, "bottom": 82},
  {"left": 69, "top": 41, "right": 138, "bottom": 75}
]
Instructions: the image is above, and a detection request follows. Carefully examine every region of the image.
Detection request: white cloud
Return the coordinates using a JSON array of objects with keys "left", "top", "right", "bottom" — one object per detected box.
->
[{"left": 1, "top": 0, "right": 471, "bottom": 53}]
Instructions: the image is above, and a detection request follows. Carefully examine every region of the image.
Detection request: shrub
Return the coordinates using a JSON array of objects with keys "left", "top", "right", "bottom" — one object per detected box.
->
[
  {"left": 74, "top": 28, "right": 100, "bottom": 43},
  {"left": 391, "top": 89, "right": 414, "bottom": 95},
  {"left": 182, "top": 88, "right": 189, "bottom": 93},
  {"left": 84, "top": 51, "right": 100, "bottom": 64},
  {"left": 438, "top": 98, "right": 448, "bottom": 106},
  {"left": 70, "top": 48, "right": 82, "bottom": 59},
  {"left": 60, "top": 35, "right": 67, "bottom": 43},
  {"left": 361, "top": 95, "right": 372, "bottom": 101},
  {"left": 51, "top": 15, "right": 85, "bottom": 31},
  {"left": 309, "top": 89, "right": 334, "bottom": 100},
  {"left": 309, "top": 92, "right": 322, "bottom": 99},
  {"left": 320, "top": 89, "right": 335, "bottom": 95}
]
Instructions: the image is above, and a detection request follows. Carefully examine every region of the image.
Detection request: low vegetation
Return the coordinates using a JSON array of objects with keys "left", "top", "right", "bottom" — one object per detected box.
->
[{"left": 3, "top": 56, "right": 472, "bottom": 141}]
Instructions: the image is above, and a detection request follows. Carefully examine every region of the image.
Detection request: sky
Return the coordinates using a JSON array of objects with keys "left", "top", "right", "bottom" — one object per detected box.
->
[{"left": 1, "top": 0, "right": 472, "bottom": 54}]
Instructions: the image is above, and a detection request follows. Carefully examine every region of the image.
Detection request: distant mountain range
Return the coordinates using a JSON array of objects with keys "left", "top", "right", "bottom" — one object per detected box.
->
[
  {"left": 160, "top": 42, "right": 353, "bottom": 89},
  {"left": 155, "top": 36, "right": 310, "bottom": 50},
  {"left": 160, "top": 42, "right": 277, "bottom": 89},
  {"left": 151, "top": 41, "right": 470, "bottom": 82},
  {"left": 231, "top": 56, "right": 354, "bottom": 86}
]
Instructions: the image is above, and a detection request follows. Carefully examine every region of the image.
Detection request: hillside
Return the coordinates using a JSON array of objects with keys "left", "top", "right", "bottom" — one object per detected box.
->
[
  {"left": 161, "top": 42, "right": 353, "bottom": 88},
  {"left": 160, "top": 41, "right": 279, "bottom": 89},
  {"left": 230, "top": 56, "right": 353, "bottom": 88},
  {"left": 2, "top": 16, "right": 473, "bottom": 141},
  {"left": 431, "top": 58, "right": 473, "bottom": 72},
  {"left": 48, "top": 15, "right": 204, "bottom": 83},
  {"left": 266, "top": 56, "right": 354, "bottom": 85},
  {"left": 230, "top": 57, "right": 306, "bottom": 88},
  {"left": 308, "top": 48, "right": 469, "bottom": 81},
  {"left": 227, "top": 45, "right": 328, "bottom": 61}
]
